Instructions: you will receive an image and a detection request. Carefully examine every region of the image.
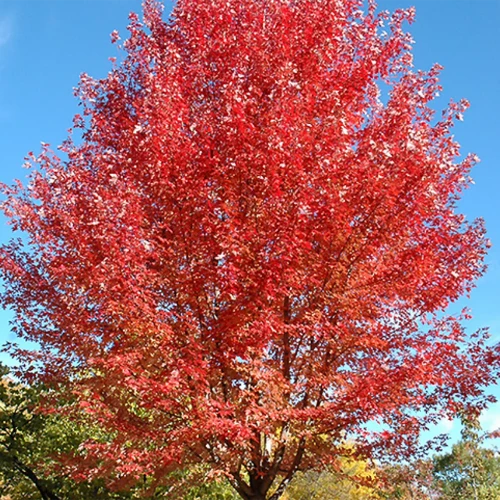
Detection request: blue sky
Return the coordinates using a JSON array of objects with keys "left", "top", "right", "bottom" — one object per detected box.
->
[{"left": 0, "top": 0, "right": 499, "bottom": 442}]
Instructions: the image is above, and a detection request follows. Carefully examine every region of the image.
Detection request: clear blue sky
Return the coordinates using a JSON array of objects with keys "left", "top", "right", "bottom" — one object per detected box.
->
[{"left": 0, "top": 0, "right": 499, "bottom": 440}]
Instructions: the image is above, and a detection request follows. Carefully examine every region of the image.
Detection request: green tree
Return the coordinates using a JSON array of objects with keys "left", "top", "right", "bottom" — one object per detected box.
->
[
  {"left": 379, "top": 459, "right": 435, "bottom": 500},
  {"left": 0, "top": 363, "right": 137, "bottom": 499},
  {"left": 432, "top": 418, "right": 500, "bottom": 500},
  {"left": 185, "top": 478, "right": 240, "bottom": 500},
  {"left": 0, "top": 363, "right": 63, "bottom": 500}
]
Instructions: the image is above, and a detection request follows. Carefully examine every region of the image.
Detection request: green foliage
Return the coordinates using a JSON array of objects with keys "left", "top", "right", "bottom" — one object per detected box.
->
[
  {"left": 379, "top": 419, "right": 500, "bottom": 500},
  {"left": 0, "top": 363, "right": 58, "bottom": 499},
  {"left": 432, "top": 418, "right": 500, "bottom": 500},
  {"left": 184, "top": 478, "right": 240, "bottom": 500},
  {"left": 0, "top": 363, "right": 135, "bottom": 499},
  {"left": 378, "top": 460, "right": 435, "bottom": 500}
]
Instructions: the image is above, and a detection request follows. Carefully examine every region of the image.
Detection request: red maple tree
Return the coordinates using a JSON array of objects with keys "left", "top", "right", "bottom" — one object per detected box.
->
[{"left": 0, "top": 1, "right": 497, "bottom": 498}]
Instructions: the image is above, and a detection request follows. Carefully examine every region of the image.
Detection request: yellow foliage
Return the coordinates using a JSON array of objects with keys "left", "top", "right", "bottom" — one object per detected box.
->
[{"left": 282, "top": 450, "right": 380, "bottom": 500}]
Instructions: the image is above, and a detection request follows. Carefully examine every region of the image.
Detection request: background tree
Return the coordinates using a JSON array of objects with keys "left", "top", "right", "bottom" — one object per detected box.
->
[
  {"left": 0, "top": 0, "right": 498, "bottom": 499},
  {"left": 184, "top": 477, "right": 240, "bottom": 500},
  {"left": 379, "top": 419, "right": 500, "bottom": 500},
  {"left": 379, "top": 459, "right": 436, "bottom": 500},
  {"left": 282, "top": 449, "right": 380, "bottom": 500},
  {"left": 0, "top": 364, "right": 63, "bottom": 500},
  {"left": 432, "top": 418, "right": 500, "bottom": 500},
  {"left": 0, "top": 363, "right": 138, "bottom": 499}
]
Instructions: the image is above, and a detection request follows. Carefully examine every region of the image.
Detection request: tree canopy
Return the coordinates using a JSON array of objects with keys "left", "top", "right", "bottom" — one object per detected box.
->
[
  {"left": 0, "top": 0, "right": 498, "bottom": 499},
  {"left": 0, "top": 364, "right": 134, "bottom": 500},
  {"left": 433, "top": 418, "right": 500, "bottom": 500}
]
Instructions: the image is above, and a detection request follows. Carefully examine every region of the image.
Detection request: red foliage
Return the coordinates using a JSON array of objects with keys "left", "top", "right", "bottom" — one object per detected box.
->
[{"left": 0, "top": 0, "right": 497, "bottom": 498}]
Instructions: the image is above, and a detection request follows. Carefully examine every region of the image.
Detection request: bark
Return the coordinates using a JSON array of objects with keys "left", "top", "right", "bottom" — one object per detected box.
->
[
  {"left": 13, "top": 457, "right": 62, "bottom": 500},
  {"left": 268, "top": 438, "right": 306, "bottom": 500}
]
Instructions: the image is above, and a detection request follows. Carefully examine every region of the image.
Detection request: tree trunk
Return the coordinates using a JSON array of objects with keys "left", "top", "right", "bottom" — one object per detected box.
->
[
  {"left": 13, "top": 457, "right": 62, "bottom": 500},
  {"left": 248, "top": 494, "right": 267, "bottom": 500}
]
